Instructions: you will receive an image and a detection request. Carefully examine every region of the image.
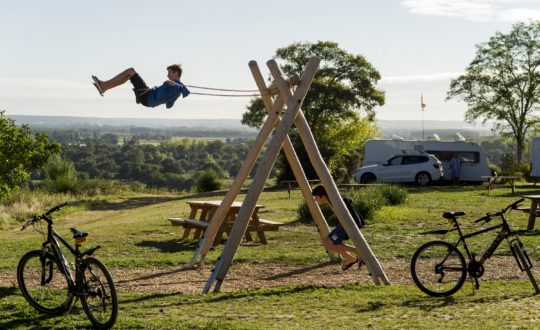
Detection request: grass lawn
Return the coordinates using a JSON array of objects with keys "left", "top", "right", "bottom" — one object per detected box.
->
[{"left": 1, "top": 183, "right": 540, "bottom": 329}]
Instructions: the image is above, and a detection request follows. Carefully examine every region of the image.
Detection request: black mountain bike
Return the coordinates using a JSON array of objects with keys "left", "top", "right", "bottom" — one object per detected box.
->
[
  {"left": 17, "top": 203, "right": 118, "bottom": 329},
  {"left": 410, "top": 198, "right": 540, "bottom": 297}
]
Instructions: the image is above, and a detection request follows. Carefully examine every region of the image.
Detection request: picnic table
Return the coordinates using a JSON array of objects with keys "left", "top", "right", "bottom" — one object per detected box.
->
[
  {"left": 520, "top": 195, "right": 540, "bottom": 230},
  {"left": 482, "top": 176, "right": 520, "bottom": 195},
  {"left": 168, "top": 200, "right": 282, "bottom": 244}
]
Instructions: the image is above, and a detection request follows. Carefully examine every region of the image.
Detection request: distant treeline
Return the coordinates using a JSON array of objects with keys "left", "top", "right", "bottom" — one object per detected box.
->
[
  {"left": 29, "top": 126, "right": 519, "bottom": 190},
  {"left": 32, "top": 125, "right": 257, "bottom": 144}
]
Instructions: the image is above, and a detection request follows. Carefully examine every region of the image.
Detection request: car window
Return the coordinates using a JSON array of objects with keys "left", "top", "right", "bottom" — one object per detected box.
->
[
  {"left": 401, "top": 155, "right": 428, "bottom": 165},
  {"left": 388, "top": 156, "right": 403, "bottom": 165},
  {"left": 402, "top": 156, "right": 414, "bottom": 165}
]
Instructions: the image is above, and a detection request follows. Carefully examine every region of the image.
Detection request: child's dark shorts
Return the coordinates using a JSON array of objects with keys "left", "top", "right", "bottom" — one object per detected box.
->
[
  {"left": 130, "top": 73, "right": 150, "bottom": 106},
  {"left": 328, "top": 224, "right": 349, "bottom": 245}
]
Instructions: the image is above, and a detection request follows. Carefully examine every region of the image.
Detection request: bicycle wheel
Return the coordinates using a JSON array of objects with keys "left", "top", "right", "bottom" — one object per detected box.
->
[
  {"left": 411, "top": 241, "right": 467, "bottom": 297},
  {"left": 80, "top": 257, "right": 118, "bottom": 329},
  {"left": 17, "top": 250, "right": 74, "bottom": 314}
]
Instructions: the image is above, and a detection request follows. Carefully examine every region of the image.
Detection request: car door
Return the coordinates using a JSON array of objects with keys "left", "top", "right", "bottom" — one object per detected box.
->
[
  {"left": 378, "top": 156, "right": 404, "bottom": 182},
  {"left": 395, "top": 155, "right": 418, "bottom": 182}
]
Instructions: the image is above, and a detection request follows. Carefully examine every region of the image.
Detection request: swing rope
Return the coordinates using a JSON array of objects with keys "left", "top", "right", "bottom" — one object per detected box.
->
[{"left": 186, "top": 84, "right": 262, "bottom": 97}]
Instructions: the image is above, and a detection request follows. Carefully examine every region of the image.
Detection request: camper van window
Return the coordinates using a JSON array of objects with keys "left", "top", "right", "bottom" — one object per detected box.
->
[{"left": 425, "top": 151, "right": 480, "bottom": 164}]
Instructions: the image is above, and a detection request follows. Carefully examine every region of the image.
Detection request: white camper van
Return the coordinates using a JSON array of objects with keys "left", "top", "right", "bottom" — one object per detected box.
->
[{"left": 361, "top": 139, "right": 491, "bottom": 183}]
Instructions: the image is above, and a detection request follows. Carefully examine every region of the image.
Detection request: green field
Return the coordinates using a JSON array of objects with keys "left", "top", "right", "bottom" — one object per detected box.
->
[{"left": 1, "top": 184, "right": 540, "bottom": 329}]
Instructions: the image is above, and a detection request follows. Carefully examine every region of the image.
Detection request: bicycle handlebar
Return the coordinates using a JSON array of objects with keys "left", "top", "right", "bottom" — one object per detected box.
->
[
  {"left": 473, "top": 198, "right": 524, "bottom": 224},
  {"left": 21, "top": 202, "right": 69, "bottom": 231}
]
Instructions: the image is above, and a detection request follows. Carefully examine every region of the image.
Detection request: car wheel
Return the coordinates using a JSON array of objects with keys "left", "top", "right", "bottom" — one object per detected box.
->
[
  {"left": 415, "top": 172, "right": 431, "bottom": 186},
  {"left": 361, "top": 173, "right": 376, "bottom": 184}
]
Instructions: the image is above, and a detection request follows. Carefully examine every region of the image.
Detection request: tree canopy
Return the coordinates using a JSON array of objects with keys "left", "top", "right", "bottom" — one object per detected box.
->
[
  {"left": 447, "top": 21, "right": 540, "bottom": 162},
  {"left": 0, "top": 111, "right": 60, "bottom": 196},
  {"left": 242, "top": 41, "right": 384, "bottom": 182}
]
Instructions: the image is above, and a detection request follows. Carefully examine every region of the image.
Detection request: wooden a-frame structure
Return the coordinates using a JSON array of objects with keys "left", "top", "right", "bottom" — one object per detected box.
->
[{"left": 187, "top": 57, "right": 390, "bottom": 293}]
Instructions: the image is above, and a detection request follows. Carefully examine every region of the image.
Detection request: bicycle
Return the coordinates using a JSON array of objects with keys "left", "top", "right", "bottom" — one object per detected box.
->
[
  {"left": 17, "top": 202, "right": 118, "bottom": 329},
  {"left": 410, "top": 198, "right": 540, "bottom": 297}
]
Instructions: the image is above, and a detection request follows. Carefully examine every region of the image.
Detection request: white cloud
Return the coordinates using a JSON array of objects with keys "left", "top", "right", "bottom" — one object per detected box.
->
[{"left": 401, "top": 0, "right": 540, "bottom": 22}]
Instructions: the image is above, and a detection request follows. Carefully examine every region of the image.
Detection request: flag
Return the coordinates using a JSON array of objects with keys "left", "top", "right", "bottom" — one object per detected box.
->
[{"left": 421, "top": 94, "right": 426, "bottom": 111}]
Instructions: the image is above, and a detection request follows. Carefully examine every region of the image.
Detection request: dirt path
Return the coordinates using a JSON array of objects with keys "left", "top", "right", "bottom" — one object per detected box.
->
[{"left": 3, "top": 257, "right": 537, "bottom": 294}]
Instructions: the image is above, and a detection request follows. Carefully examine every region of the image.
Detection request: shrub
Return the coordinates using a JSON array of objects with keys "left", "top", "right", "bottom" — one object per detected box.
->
[
  {"left": 295, "top": 184, "right": 408, "bottom": 224},
  {"left": 377, "top": 184, "right": 408, "bottom": 206},
  {"left": 196, "top": 170, "right": 222, "bottom": 193},
  {"left": 48, "top": 175, "right": 78, "bottom": 194}
]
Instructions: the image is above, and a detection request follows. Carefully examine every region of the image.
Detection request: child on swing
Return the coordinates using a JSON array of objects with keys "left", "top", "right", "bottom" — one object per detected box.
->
[
  {"left": 92, "top": 64, "right": 190, "bottom": 108},
  {"left": 312, "top": 185, "right": 365, "bottom": 271}
]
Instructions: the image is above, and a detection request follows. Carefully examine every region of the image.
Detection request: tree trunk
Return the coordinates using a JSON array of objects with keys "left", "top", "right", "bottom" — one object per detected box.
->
[{"left": 516, "top": 137, "right": 524, "bottom": 163}]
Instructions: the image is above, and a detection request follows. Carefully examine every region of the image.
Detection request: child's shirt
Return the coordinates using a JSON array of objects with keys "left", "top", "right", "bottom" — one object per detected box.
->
[{"left": 146, "top": 80, "right": 190, "bottom": 108}]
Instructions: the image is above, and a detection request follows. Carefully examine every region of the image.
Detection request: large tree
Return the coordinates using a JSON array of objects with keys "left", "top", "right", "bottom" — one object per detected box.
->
[
  {"left": 447, "top": 21, "right": 540, "bottom": 162},
  {"left": 0, "top": 111, "right": 60, "bottom": 196},
  {"left": 242, "top": 41, "right": 384, "bottom": 182}
]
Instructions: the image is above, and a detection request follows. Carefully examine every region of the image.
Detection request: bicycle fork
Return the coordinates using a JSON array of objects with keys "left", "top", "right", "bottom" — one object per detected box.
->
[{"left": 508, "top": 237, "right": 540, "bottom": 294}]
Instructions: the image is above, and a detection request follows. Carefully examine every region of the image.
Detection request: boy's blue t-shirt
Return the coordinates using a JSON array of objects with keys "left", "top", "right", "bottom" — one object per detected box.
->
[{"left": 146, "top": 80, "right": 190, "bottom": 108}]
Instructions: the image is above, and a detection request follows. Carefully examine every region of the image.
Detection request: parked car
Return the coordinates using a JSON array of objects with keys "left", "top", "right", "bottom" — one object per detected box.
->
[
  {"left": 362, "top": 139, "right": 490, "bottom": 183},
  {"left": 354, "top": 153, "right": 443, "bottom": 186}
]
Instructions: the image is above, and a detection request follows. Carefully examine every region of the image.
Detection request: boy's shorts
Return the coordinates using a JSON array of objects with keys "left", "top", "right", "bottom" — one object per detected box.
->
[
  {"left": 328, "top": 224, "right": 349, "bottom": 245},
  {"left": 130, "top": 73, "right": 150, "bottom": 106}
]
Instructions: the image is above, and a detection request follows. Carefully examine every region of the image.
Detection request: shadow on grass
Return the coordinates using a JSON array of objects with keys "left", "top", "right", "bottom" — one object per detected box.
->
[
  {"left": 401, "top": 295, "right": 458, "bottom": 311},
  {"left": 120, "top": 285, "right": 319, "bottom": 307},
  {"left": 261, "top": 261, "right": 335, "bottom": 281},
  {"left": 402, "top": 289, "right": 534, "bottom": 312},
  {"left": 135, "top": 239, "right": 198, "bottom": 253},
  {"left": 516, "top": 229, "right": 540, "bottom": 236},
  {"left": 115, "top": 266, "right": 197, "bottom": 286},
  {"left": 0, "top": 286, "right": 68, "bottom": 329},
  {"left": 0, "top": 311, "right": 66, "bottom": 330},
  {"left": 83, "top": 186, "right": 297, "bottom": 213},
  {"left": 88, "top": 196, "right": 185, "bottom": 211},
  {"left": 0, "top": 286, "right": 18, "bottom": 299}
]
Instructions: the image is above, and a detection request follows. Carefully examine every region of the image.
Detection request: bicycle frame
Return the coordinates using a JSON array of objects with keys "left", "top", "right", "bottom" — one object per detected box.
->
[
  {"left": 451, "top": 219, "right": 510, "bottom": 265},
  {"left": 41, "top": 215, "right": 86, "bottom": 295}
]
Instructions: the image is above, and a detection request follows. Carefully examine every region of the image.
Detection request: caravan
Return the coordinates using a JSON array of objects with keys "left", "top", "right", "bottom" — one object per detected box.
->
[{"left": 359, "top": 138, "right": 491, "bottom": 183}]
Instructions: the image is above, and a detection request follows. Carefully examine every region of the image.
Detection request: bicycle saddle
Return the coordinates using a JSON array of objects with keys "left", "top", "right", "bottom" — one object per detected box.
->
[
  {"left": 442, "top": 211, "right": 465, "bottom": 219},
  {"left": 70, "top": 227, "right": 88, "bottom": 239}
]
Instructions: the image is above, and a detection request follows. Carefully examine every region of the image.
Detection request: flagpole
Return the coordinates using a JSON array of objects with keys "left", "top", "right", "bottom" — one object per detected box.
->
[
  {"left": 422, "top": 107, "right": 424, "bottom": 140},
  {"left": 421, "top": 93, "right": 425, "bottom": 140}
]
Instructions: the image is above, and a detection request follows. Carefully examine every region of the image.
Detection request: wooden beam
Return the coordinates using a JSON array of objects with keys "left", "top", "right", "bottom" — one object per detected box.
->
[
  {"left": 267, "top": 60, "right": 390, "bottom": 286},
  {"left": 203, "top": 57, "right": 320, "bottom": 293}
]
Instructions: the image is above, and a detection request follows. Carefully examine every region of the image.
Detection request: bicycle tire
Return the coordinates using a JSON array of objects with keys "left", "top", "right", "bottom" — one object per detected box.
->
[
  {"left": 411, "top": 241, "right": 467, "bottom": 297},
  {"left": 80, "top": 257, "right": 118, "bottom": 329},
  {"left": 17, "top": 250, "right": 74, "bottom": 314}
]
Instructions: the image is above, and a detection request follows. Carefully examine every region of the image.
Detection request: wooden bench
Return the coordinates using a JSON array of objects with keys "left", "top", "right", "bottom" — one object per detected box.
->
[
  {"left": 169, "top": 218, "right": 209, "bottom": 239},
  {"left": 168, "top": 217, "right": 283, "bottom": 244}
]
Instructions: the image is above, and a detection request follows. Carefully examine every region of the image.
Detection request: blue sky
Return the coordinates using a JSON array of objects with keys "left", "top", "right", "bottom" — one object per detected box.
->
[{"left": 1, "top": 0, "right": 539, "bottom": 122}]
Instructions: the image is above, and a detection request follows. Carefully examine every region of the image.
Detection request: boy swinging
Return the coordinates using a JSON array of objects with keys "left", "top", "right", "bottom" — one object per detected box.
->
[{"left": 92, "top": 64, "right": 190, "bottom": 108}]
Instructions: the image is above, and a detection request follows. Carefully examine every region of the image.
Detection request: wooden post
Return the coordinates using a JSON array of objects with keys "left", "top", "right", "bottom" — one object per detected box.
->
[
  {"left": 267, "top": 60, "right": 390, "bottom": 286},
  {"left": 187, "top": 89, "right": 285, "bottom": 268},
  {"left": 249, "top": 61, "right": 335, "bottom": 260},
  {"left": 203, "top": 57, "right": 321, "bottom": 293}
]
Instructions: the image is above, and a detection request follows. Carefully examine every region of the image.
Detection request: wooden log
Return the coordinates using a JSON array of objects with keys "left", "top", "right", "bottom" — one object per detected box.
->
[
  {"left": 187, "top": 84, "right": 286, "bottom": 269},
  {"left": 267, "top": 60, "right": 390, "bottom": 286},
  {"left": 203, "top": 57, "right": 320, "bottom": 293}
]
